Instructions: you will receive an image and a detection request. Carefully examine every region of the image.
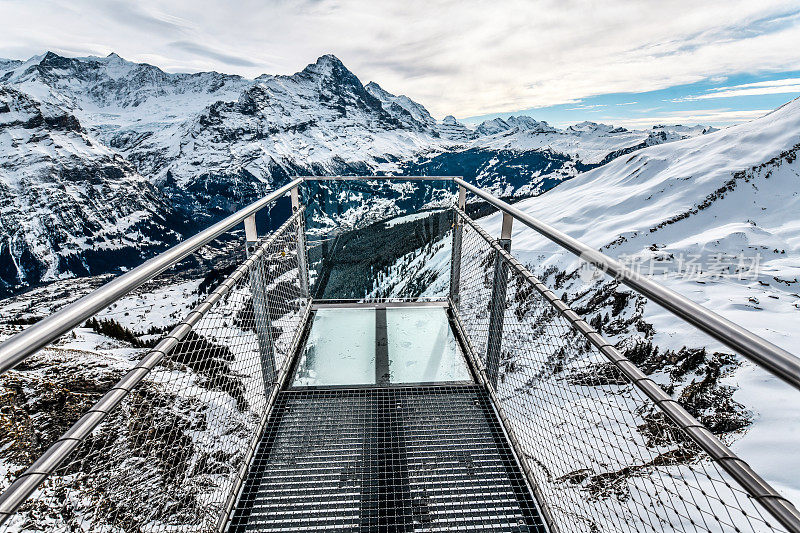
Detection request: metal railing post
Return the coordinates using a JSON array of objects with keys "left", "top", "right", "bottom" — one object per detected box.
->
[
  {"left": 245, "top": 214, "right": 276, "bottom": 385},
  {"left": 486, "top": 212, "right": 513, "bottom": 389},
  {"left": 291, "top": 187, "right": 310, "bottom": 298},
  {"left": 449, "top": 185, "right": 466, "bottom": 307}
]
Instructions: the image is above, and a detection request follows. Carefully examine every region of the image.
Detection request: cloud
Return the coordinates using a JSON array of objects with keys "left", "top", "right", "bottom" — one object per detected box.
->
[
  {"left": 0, "top": 0, "right": 799, "bottom": 117},
  {"left": 93, "top": 1, "right": 189, "bottom": 36},
  {"left": 604, "top": 108, "right": 771, "bottom": 128},
  {"left": 675, "top": 77, "right": 800, "bottom": 101},
  {"left": 168, "top": 41, "right": 261, "bottom": 68},
  {"left": 566, "top": 103, "right": 608, "bottom": 110},
  {"left": 717, "top": 77, "right": 800, "bottom": 90}
]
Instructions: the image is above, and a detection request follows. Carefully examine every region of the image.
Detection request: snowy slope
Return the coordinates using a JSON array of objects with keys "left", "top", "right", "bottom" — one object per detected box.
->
[
  {"left": 485, "top": 98, "right": 800, "bottom": 291},
  {"left": 365, "top": 81, "right": 439, "bottom": 130},
  {"left": 477, "top": 97, "right": 800, "bottom": 502},
  {"left": 403, "top": 117, "right": 714, "bottom": 197},
  {"left": 0, "top": 86, "right": 183, "bottom": 295}
]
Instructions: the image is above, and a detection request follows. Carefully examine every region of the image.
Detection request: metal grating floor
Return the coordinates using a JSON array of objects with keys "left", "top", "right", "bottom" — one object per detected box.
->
[{"left": 228, "top": 385, "right": 547, "bottom": 532}]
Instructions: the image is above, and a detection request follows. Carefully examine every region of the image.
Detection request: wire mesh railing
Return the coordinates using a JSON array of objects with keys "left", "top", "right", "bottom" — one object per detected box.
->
[
  {"left": 0, "top": 210, "right": 310, "bottom": 532},
  {"left": 300, "top": 178, "right": 455, "bottom": 300},
  {"left": 449, "top": 207, "right": 795, "bottom": 533},
  {"left": 1, "top": 177, "right": 798, "bottom": 532}
]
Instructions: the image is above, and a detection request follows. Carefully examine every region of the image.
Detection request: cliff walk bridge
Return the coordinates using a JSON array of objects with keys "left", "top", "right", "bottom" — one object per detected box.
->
[{"left": 1, "top": 177, "right": 800, "bottom": 532}]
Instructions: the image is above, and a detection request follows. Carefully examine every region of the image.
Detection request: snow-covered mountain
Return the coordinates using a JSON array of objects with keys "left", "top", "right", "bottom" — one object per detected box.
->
[
  {"left": 403, "top": 117, "right": 716, "bottom": 197},
  {"left": 437, "top": 115, "right": 476, "bottom": 142},
  {"left": 0, "top": 50, "right": 714, "bottom": 294},
  {"left": 0, "top": 86, "right": 183, "bottom": 296},
  {"left": 0, "top": 51, "right": 248, "bottom": 127},
  {"left": 474, "top": 96, "right": 800, "bottom": 503},
  {"left": 154, "top": 55, "right": 447, "bottom": 216},
  {"left": 0, "top": 51, "right": 712, "bottom": 200}
]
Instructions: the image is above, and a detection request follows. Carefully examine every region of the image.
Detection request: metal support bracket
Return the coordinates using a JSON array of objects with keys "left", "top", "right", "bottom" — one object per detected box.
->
[
  {"left": 291, "top": 187, "right": 310, "bottom": 299},
  {"left": 245, "top": 214, "right": 277, "bottom": 386},
  {"left": 449, "top": 185, "right": 466, "bottom": 308},
  {"left": 486, "top": 212, "right": 513, "bottom": 389}
]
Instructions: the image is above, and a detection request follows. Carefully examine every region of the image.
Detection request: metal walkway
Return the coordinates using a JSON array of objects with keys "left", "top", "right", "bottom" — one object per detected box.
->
[
  {"left": 2, "top": 176, "right": 800, "bottom": 533},
  {"left": 228, "top": 385, "right": 546, "bottom": 532}
]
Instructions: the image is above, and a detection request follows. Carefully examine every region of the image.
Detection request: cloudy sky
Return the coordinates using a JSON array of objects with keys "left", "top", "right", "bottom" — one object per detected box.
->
[{"left": 2, "top": 0, "right": 800, "bottom": 127}]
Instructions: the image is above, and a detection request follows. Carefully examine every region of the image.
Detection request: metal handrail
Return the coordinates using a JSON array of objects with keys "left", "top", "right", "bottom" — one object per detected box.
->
[
  {"left": 3, "top": 174, "right": 799, "bottom": 392},
  {"left": 0, "top": 178, "right": 303, "bottom": 376},
  {"left": 455, "top": 206, "right": 800, "bottom": 533},
  {"left": 454, "top": 177, "right": 800, "bottom": 392},
  {"left": 0, "top": 209, "right": 307, "bottom": 525}
]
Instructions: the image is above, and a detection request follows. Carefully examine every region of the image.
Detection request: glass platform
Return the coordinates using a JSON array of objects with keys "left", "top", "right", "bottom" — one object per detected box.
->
[{"left": 292, "top": 304, "right": 472, "bottom": 386}]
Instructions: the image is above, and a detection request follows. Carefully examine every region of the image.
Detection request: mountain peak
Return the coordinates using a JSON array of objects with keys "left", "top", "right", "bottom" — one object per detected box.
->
[
  {"left": 475, "top": 117, "right": 510, "bottom": 136},
  {"left": 294, "top": 53, "right": 378, "bottom": 109},
  {"left": 316, "top": 53, "right": 345, "bottom": 67},
  {"left": 305, "top": 54, "right": 348, "bottom": 74},
  {"left": 364, "top": 81, "right": 393, "bottom": 101},
  {"left": 567, "top": 121, "right": 619, "bottom": 134},
  {"left": 39, "top": 51, "right": 69, "bottom": 67},
  {"left": 298, "top": 54, "right": 359, "bottom": 85},
  {"left": 437, "top": 115, "right": 477, "bottom": 141}
]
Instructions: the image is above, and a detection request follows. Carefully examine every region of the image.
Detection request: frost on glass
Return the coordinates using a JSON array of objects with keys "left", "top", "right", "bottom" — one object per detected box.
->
[
  {"left": 293, "top": 308, "right": 376, "bottom": 386},
  {"left": 386, "top": 307, "right": 471, "bottom": 383}
]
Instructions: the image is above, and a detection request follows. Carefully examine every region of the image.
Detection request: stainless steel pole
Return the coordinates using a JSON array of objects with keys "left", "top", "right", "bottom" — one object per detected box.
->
[
  {"left": 449, "top": 185, "right": 466, "bottom": 307},
  {"left": 486, "top": 212, "right": 513, "bottom": 389},
  {"left": 291, "top": 187, "right": 310, "bottom": 298},
  {"left": 244, "top": 214, "right": 277, "bottom": 386}
]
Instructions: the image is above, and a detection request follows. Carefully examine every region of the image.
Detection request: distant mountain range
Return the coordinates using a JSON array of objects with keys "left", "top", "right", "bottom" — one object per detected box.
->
[{"left": 0, "top": 51, "right": 716, "bottom": 295}]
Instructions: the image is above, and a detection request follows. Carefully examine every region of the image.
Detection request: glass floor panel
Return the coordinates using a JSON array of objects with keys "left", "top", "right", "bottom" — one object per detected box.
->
[
  {"left": 291, "top": 305, "right": 472, "bottom": 386},
  {"left": 292, "top": 308, "right": 376, "bottom": 386},
  {"left": 386, "top": 307, "right": 471, "bottom": 383}
]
